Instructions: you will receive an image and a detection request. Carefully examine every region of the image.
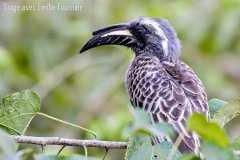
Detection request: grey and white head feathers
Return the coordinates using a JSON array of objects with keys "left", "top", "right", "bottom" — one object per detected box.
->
[
  {"left": 128, "top": 17, "right": 181, "bottom": 59},
  {"left": 80, "top": 17, "right": 181, "bottom": 60}
]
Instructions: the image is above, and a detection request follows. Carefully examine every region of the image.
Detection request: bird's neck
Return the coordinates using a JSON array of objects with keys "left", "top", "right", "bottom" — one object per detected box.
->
[
  {"left": 133, "top": 45, "right": 180, "bottom": 61},
  {"left": 134, "top": 48, "right": 165, "bottom": 60},
  {"left": 134, "top": 51, "right": 178, "bottom": 62}
]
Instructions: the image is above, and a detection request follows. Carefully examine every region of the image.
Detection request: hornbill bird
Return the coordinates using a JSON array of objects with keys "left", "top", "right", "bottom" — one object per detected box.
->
[{"left": 80, "top": 17, "right": 209, "bottom": 155}]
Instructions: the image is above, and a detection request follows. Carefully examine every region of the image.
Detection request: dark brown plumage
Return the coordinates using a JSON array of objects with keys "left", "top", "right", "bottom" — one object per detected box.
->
[
  {"left": 125, "top": 55, "right": 209, "bottom": 153},
  {"left": 80, "top": 17, "right": 209, "bottom": 155}
]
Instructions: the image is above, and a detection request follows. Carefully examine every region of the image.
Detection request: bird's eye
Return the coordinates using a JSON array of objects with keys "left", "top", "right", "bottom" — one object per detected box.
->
[{"left": 134, "top": 25, "right": 146, "bottom": 35}]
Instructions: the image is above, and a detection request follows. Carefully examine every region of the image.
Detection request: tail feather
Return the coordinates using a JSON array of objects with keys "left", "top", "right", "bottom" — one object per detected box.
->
[{"left": 150, "top": 113, "right": 201, "bottom": 155}]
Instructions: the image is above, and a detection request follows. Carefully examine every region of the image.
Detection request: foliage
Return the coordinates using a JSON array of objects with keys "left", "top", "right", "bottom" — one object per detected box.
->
[
  {"left": 212, "top": 99, "right": 240, "bottom": 128},
  {"left": 125, "top": 110, "right": 180, "bottom": 160},
  {"left": 125, "top": 133, "right": 181, "bottom": 160},
  {"left": 153, "top": 141, "right": 181, "bottom": 160},
  {"left": 231, "top": 137, "right": 240, "bottom": 150},
  {"left": 0, "top": 90, "right": 40, "bottom": 135},
  {"left": 130, "top": 108, "right": 174, "bottom": 138},
  {"left": 200, "top": 142, "right": 237, "bottom": 160},
  {"left": 208, "top": 99, "right": 227, "bottom": 119},
  {"left": 125, "top": 133, "right": 153, "bottom": 160},
  {"left": 124, "top": 98, "right": 240, "bottom": 160},
  {"left": 1, "top": 91, "right": 240, "bottom": 159},
  {"left": 0, "top": 0, "right": 240, "bottom": 159},
  {"left": 34, "top": 154, "right": 101, "bottom": 160},
  {"left": 0, "top": 129, "right": 21, "bottom": 160},
  {"left": 187, "top": 113, "right": 229, "bottom": 147}
]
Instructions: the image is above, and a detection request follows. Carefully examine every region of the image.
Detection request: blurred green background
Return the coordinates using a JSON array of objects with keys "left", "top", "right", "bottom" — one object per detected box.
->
[{"left": 0, "top": 0, "right": 240, "bottom": 159}]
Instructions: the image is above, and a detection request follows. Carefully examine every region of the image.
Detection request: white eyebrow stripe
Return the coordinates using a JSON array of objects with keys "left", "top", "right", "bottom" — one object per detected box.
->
[{"left": 141, "top": 19, "right": 169, "bottom": 56}]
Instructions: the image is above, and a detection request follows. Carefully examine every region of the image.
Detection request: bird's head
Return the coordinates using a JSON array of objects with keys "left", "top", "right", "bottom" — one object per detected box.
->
[{"left": 80, "top": 17, "right": 181, "bottom": 59}]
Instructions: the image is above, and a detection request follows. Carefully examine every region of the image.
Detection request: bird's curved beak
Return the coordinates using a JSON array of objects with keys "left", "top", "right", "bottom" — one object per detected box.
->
[{"left": 80, "top": 23, "right": 135, "bottom": 53}]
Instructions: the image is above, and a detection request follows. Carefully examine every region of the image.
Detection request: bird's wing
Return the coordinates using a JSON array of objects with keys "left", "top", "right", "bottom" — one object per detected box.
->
[
  {"left": 163, "top": 58, "right": 209, "bottom": 118},
  {"left": 125, "top": 56, "right": 209, "bottom": 153}
]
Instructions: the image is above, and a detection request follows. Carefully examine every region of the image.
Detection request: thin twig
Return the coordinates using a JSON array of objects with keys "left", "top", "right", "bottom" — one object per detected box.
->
[
  {"left": 57, "top": 146, "right": 66, "bottom": 155},
  {"left": 14, "top": 135, "right": 128, "bottom": 149},
  {"left": 103, "top": 149, "right": 108, "bottom": 160},
  {"left": 36, "top": 112, "right": 97, "bottom": 139},
  {"left": 83, "top": 146, "right": 88, "bottom": 159},
  {"left": 41, "top": 145, "right": 45, "bottom": 154}
]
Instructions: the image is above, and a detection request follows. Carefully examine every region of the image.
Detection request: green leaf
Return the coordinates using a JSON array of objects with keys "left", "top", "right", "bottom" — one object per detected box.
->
[
  {"left": 21, "top": 148, "right": 34, "bottom": 160},
  {"left": 125, "top": 132, "right": 181, "bottom": 160},
  {"left": 34, "top": 154, "right": 101, "bottom": 160},
  {"left": 0, "top": 129, "right": 22, "bottom": 159},
  {"left": 178, "top": 153, "right": 200, "bottom": 160},
  {"left": 153, "top": 141, "right": 181, "bottom": 160},
  {"left": 201, "top": 141, "right": 237, "bottom": 160},
  {"left": 231, "top": 136, "right": 240, "bottom": 150},
  {"left": 208, "top": 99, "right": 227, "bottom": 119},
  {"left": 131, "top": 108, "right": 173, "bottom": 138},
  {"left": 187, "top": 113, "right": 229, "bottom": 147},
  {"left": 0, "top": 90, "right": 40, "bottom": 135},
  {"left": 212, "top": 99, "right": 240, "bottom": 128},
  {"left": 125, "top": 133, "right": 153, "bottom": 160}
]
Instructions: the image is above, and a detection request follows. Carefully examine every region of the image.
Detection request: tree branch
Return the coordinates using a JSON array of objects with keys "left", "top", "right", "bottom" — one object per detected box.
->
[{"left": 14, "top": 135, "right": 128, "bottom": 149}]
